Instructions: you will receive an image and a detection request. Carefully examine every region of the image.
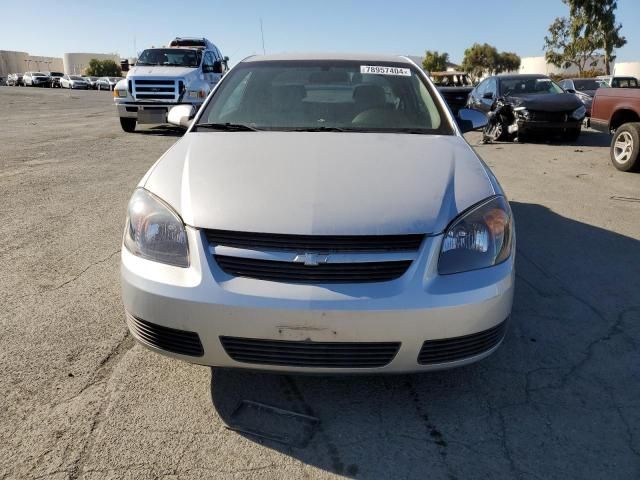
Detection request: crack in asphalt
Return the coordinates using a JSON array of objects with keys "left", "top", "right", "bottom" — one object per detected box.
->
[
  {"left": 3, "top": 249, "right": 121, "bottom": 312},
  {"left": 66, "top": 332, "right": 134, "bottom": 480}
]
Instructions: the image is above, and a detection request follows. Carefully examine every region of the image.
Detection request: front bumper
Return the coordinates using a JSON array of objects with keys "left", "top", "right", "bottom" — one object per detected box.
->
[
  {"left": 116, "top": 102, "right": 201, "bottom": 123},
  {"left": 121, "top": 228, "right": 516, "bottom": 373},
  {"left": 516, "top": 119, "right": 582, "bottom": 133}
]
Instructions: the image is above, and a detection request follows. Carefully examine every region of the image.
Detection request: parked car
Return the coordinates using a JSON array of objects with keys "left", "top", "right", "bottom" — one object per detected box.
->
[
  {"left": 13, "top": 73, "right": 24, "bottom": 86},
  {"left": 121, "top": 53, "right": 515, "bottom": 374},
  {"left": 5, "top": 74, "right": 17, "bottom": 86},
  {"left": 82, "top": 76, "right": 99, "bottom": 89},
  {"left": 558, "top": 78, "right": 609, "bottom": 116},
  {"left": 23, "top": 72, "right": 51, "bottom": 87},
  {"left": 596, "top": 75, "right": 639, "bottom": 88},
  {"left": 468, "top": 74, "right": 586, "bottom": 142},
  {"left": 60, "top": 75, "right": 89, "bottom": 89},
  {"left": 590, "top": 87, "right": 640, "bottom": 171},
  {"left": 430, "top": 71, "right": 474, "bottom": 115},
  {"left": 47, "top": 71, "right": 65, "bottom": 88},
  {"left": 96, "top": 77, "right": 120, "bottom": 91},
  {"left": 114, "top": 36, "right": 229, "bottom": 132}
]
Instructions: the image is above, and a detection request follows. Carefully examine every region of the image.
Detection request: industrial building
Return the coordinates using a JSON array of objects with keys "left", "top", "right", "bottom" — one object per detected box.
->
[
  {"left": 0, "top": 50, "right": 121, "bottom": 77},
  {"left": 0, "top": 50, "right": 64, "bottom": 77}
]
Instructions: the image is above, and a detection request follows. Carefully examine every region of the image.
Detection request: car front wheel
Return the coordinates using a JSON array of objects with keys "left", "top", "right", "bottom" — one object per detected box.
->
[
  {"left": 611, "top": 123, "right": 640, "bottom": 172},
  {"left": 119, "top": 117, "right": 136, "bottom": 133}
]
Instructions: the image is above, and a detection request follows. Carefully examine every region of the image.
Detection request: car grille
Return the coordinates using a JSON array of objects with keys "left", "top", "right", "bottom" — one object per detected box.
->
[
  {"left": 417, "top": 321, "right": 507, "bottom": 365},
  {"left": 215, "top": 255, "right": 412, "bottom": 283},
  {"left": 220, "top": 336, "right": 400, "bottom": 368},
  {"left": 132, "top": 79, "right": 179, "bottom": 101},
  {"left": 206, "top": 230, "right": 422, "bottom": 283},
  {"left": 205, "top": 230, "right": 424, "bottom": 252},
  {"left": 126, "top": 313, "right": 204, "bottom": 357},
  {"left": 527, "top": 110, "right": 571, "bottom": 123}
]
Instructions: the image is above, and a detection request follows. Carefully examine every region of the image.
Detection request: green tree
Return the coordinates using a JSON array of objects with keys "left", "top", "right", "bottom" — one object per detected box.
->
[
  {"left": 543, "top": 15, "right": 600, "bottom": 76},
  {"left": 496, "top": 52, "right": 521, "bottom": 74},
  {"left": 85, "top": 59, "right": 122, "bottom": 77},
  {"left": 422, "top": 50, "right": 449, "bottom": 72},
  {"left": 566, "top": 0, "right": 626, "bottom": 75},
  {"left": 461, "top": 43, "right": 521, "bottom": 80}
]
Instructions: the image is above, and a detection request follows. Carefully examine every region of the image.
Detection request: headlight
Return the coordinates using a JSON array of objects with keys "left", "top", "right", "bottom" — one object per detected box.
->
[
  {"left": 115, "top": 89, "right": 127, "bottom": 98},
  {"left": 438, "top": 196, "right": 513, "bottom": 275},
  {"left": 123, "top": 189, "right": 189, "bottom": 267},
  {"left": 571, "top": 105, "right": 586, "bottom": 120}
]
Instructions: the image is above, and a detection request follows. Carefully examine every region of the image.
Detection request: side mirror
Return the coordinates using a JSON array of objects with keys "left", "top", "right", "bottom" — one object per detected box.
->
[
  {"left": 212, "top": 60, "right": 224, "bottom": 74},
  {"left": 565, "top": 88, "right": 577, "bottom": 94},
  {"left": 223, "top": 56, "right": 229, "bottom": 63},
  {"left": 482, "top": 92, "right": 494, "bottom": 100},
  {"left": 167, "top": 104, "right": 195, "bottom": 128},
  {"left": 456, "top": 108, "right": 488, "bottom": 133}
]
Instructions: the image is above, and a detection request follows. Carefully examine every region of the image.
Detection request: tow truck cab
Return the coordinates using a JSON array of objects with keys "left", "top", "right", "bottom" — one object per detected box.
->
[{"left": 114, "top": 37, "right": 228, "bottom": 132}]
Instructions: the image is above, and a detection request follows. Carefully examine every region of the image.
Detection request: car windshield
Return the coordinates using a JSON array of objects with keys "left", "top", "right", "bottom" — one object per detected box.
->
[
  {"left": 70, "top": 76, "right": 83, "bottom": 80},
  {"left": 431, "top": 74, "right": 472, "bottom": 87},
  {"left": 197, "top": 60, "right": 450, "bottom": 134},
  {"left": 501, "top": 78, "right": 564, "bottom": 95},
  {"left": 573, "top": 79, "right": 605, "bottom": 90},
  {"left": 33, "top": 72, "right": 46, "bottom": 76},
  {"left": 51, "top": 72, "right": 64, "bottom": 76},
  {"left": 136, "top": 48, "right": 201, "bottom": 67}
]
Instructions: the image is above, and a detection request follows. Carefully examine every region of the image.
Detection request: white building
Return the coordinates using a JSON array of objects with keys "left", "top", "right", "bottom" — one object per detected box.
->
[
  {"left": 0, "top": 50, "right": 64, "bottom": 76},
  {"left": 519, "top": 55, "right": 612, "bottom": 76},
  {"left": 614, "top": 62, "right": 640, "bottom": 79}
]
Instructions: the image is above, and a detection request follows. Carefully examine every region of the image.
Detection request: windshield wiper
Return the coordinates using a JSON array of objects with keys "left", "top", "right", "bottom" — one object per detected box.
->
[
  {"left": 194, "top": 122, "right": 259, "bottom": 132},
  {"left": 290, "top": 126, "right": 348, "bottom": 132}
]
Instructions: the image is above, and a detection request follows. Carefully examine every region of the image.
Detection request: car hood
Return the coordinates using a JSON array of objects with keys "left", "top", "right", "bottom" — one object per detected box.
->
[
  {"left": 127, "top": 66, "right": 197, "bottom": 78},
  {"left": 143, "top": 132, "right": 497, "bottom": 235},
  {"left": 505, "top": 93, "right": 583, "bottom": 111},
  {"left": 578, "top": 89, "right": 597, "bottom": 98}
]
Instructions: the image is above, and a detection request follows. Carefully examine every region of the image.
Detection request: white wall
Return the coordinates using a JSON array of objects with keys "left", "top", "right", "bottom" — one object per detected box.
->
[
  {"left": 519, "top": 55, "right": 612, "bottom": 76},
  {"left": 614, "top": 62, "right": 640, "bottom": 79}
]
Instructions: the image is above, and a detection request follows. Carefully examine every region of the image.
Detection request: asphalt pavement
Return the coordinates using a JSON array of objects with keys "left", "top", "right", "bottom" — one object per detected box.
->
[{"left": 1, "top": 86, "right": 639, "bottom": 480}]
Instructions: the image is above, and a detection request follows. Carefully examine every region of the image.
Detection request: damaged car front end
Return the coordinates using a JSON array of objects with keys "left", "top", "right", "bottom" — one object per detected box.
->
[{"left": 470, "top": 74, "right": 586, "bottom": 143}]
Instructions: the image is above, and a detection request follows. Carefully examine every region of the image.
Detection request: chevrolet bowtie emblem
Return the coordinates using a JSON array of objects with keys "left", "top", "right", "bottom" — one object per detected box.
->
[{"left": 293, "top": 253, "right": 329, "bottom": 266}]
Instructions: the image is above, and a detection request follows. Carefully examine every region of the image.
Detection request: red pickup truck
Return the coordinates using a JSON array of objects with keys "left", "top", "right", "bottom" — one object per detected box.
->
[{"left": 590, "top": 88, "right": 640, "bottom": 172}]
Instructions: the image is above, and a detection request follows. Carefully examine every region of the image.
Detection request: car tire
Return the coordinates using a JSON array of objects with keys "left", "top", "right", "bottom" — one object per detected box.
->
[
  {"left": 610, "top": 123, "right": 640, "bottom": 172},
  {"left": 120, "top": 117, "right": 136, "bottom": 133}
]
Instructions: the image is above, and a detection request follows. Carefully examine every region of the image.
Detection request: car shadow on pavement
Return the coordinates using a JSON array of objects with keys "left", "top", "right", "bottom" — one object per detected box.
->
[{"left": 209, "top": 202, "right": 640, "bottom": 479}]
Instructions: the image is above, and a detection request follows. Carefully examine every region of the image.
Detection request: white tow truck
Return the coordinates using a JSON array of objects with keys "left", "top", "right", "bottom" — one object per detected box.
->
[{"left": 114, "top": 37, "right": 228, "bottom": 132}]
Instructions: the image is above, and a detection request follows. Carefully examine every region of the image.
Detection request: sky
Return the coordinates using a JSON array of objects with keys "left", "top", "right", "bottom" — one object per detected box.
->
[{"left": 1, "top": 0, "right": 639, "bottom": 65}]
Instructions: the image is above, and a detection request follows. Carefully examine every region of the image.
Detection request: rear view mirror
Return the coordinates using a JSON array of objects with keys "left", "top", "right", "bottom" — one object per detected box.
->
[
  {"left": 167, "top": 105, "right": 195, "bottom": 128},
  {"left": 456, "top": 108, "right": 488, "bottom": 133},
  {"left": 482, "top": 92, "right": 494, "bottom": 100}
]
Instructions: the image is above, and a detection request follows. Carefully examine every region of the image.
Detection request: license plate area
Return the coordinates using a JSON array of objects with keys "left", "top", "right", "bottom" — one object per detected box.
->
[{"left": 138, "top": 108, "right": 167, "bottom": 124}]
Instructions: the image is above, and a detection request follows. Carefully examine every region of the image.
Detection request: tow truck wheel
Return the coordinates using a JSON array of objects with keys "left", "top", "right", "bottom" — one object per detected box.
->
[
  {"left": 119, "top": 117, "right": 136, "bottom": 133},
  {"left": 611, "top": 123, "right": 640, "bottom": 172}
]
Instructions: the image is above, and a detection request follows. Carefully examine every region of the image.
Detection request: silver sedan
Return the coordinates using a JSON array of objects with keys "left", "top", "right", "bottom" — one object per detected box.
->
[{"left": 121, "top": 53, "right": 515, "bottom": 374}]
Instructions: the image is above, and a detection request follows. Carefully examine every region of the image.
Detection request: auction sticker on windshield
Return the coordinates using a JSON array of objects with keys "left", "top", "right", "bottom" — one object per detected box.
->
[{"left": 361, "top": 65, "right": 411, "bottom": 76}]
